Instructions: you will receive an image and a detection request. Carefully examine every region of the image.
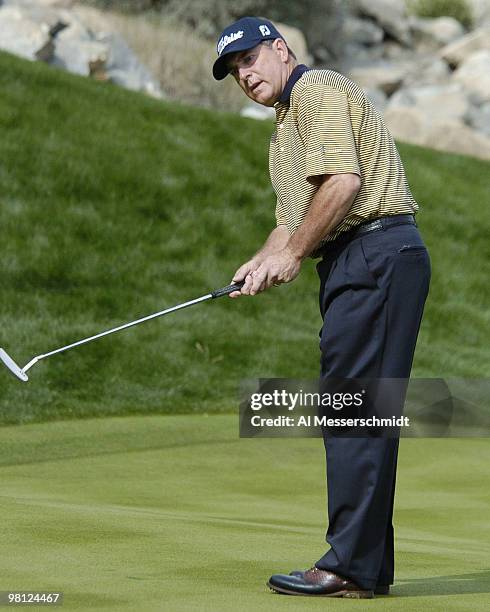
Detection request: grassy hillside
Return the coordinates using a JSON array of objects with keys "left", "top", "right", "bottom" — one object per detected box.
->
[{"left": 0, "top": 51, "right": 488, "bottom": 424}]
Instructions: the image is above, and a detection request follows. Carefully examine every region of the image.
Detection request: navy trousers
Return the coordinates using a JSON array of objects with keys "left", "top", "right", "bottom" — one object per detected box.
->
[{"left": 314, "top": 217, "right": 431, "bottom": 590}]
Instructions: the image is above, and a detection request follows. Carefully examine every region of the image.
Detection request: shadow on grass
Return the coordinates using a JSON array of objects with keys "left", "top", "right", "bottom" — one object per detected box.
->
[{"left": 393, "top": 570, "right": 490, "bottom": 597}]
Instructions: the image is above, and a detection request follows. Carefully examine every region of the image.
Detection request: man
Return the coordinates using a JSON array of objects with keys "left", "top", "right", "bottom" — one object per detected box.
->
[{"left": 213, "top": 17, "right": 431, "bottom": 598}]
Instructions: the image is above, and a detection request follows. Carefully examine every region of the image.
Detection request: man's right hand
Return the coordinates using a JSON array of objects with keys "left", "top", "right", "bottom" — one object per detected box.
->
[
  {"left": 229, "top": 259, "right": 261, "bottom": 298},
  {"left": 229, "top": 226, "right": 291, "bottom": 298}
]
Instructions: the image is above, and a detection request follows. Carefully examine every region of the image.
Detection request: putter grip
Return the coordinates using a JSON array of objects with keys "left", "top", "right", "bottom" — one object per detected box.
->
[{"left": 211, "top": 281, "right": 245, "bottom": 299}]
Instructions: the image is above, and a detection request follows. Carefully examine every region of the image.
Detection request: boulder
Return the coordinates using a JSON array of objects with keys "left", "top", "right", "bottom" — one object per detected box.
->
[
  {"left": 440, "top": 27, "right": 490, "bottom": 67},
  {"left": 383, "top": 106, "right": 427, "bottom": 145},
  {"left": 426, "top": 120, "right": 490, "bottom": 160},
  {"left": 382, "top": 40, "right": 414, "bottom": 60},
  {"left": 97, "top": 32, "right": 163, "bottom": 98},
  {"left": 274, "top": 21, "right": 312, "bottom": 66},
  {"left": 403, "top": 56, "right": 450, "bottom": 86},
  {"left": 338, "top": 43, "right": 384, "bottom": 72},
  {"left": 363, "top": 87, "right": 388, "bottom": 113},
  {"left": 2, "top": 1, "right": 74, "bottom": 6},
  {"left": 353, "top": 0, "right": 412, "bottom": 46},
  {"left": 387, "top": 83, "right": 470, "bottom": 122},
  {"left": 349, "top": 62, "right": 408, "bottom": 95},
  {"left": 51, "top": 19, "right": 108, "bottom": 76},
  {"left": 409, "top": 16, "right": 465, "bottom": 49},
  {"left": 2, "top": 1, "right": 67, "bottom": 32},
  {"left": 384, "top": 107, "right": 490, "bottom": 160},
  {"left": 341, "top": 16, "right": 384, "bottom": 46},
  {"left": 467, "top": 0, "right": 490, "bottom": 26},
  {"left": 452, "top": 50, "right": 490, "bottom": 103},
  {"left": 49, "top": 12, "right": 163, "bottom": 97},
  {"left": 0, "top": 6, "right": 54, "bottom": 61},
  {"left": 465, "top": 102, "right": 490, "bottom": 136},
  {"left": 0, "top": 0, "right": 75, "bottom": 8}
]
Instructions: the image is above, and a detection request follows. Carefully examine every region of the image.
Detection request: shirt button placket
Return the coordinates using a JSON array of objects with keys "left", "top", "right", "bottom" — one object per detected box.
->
[{"left": 278, "top": 120, "right": 285, "bottom": 153}]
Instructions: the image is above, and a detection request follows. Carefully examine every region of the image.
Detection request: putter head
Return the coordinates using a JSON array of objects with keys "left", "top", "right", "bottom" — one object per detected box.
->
[{"left": 0, "top": 348, "right": 29, "bottom": 382}]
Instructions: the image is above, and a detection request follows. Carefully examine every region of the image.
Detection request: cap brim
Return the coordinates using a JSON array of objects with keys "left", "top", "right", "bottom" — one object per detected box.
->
[
  {"left": 212, "top": 39, "right": 263, "bottom": 80},
  {"left": 213, "top": 54, "right": 233, "bottom": 81}
]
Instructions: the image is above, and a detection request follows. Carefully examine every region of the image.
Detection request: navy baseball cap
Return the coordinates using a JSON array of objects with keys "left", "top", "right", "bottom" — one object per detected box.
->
[{"left": 213, "top": 17, "right": 285, "bottom": 80}]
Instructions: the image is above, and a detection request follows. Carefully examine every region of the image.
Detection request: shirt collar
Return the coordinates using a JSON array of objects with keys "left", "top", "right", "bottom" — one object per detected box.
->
[{"left": 277, "top": 64, "right": 310, "bottom": 105}]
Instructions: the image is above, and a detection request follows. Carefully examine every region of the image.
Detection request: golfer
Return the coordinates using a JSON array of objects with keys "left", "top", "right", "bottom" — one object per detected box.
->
[{"left": 213, "top": 17, "right": 431, "bottom": 598}]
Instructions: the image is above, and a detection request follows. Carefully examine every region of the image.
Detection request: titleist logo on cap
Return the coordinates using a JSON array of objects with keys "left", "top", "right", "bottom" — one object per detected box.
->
[{"left": 217, "top": 30, "right": 244, "bottom": 55}]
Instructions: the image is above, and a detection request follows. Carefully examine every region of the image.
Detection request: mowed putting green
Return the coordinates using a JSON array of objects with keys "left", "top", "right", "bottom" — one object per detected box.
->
[{"left": 0, "top": 415, "right": 488, "bottom": 611}]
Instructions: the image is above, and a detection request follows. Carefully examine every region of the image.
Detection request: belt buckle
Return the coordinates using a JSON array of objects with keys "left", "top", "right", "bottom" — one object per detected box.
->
[{"left": 362, "top": 219, "right": 382, "bottom": 233}]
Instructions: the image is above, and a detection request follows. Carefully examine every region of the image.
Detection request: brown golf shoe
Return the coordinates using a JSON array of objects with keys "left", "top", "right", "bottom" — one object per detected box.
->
[
  {"left": 289, "top": 569, "right": 390, "bottom": 595},
  {"left": 267, "top": 567, "right": 374, "bottom": 598}
]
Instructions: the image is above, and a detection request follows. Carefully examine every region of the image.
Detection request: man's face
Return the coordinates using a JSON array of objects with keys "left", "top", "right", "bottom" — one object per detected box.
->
[{"left": 227, "top": 40, "right": 288, "bottom": 107}]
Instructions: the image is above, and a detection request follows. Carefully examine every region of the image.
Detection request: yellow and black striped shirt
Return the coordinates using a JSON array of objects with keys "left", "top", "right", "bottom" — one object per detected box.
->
[{"left": 269, "top": 66, "right": 418, "bottom": 253}]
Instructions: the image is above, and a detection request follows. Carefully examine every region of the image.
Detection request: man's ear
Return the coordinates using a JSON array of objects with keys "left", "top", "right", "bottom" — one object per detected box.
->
[{"left": 272, "top": 38, "right": 289, "bottom": 63}]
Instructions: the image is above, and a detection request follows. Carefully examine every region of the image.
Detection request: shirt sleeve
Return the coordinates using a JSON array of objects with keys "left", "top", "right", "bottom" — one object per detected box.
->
[
  {"left": 275, "top": 197, "right": 288, "bottom": 227},
  {"left": 297, "top": 84, "right": 361, "bottom": 182}
]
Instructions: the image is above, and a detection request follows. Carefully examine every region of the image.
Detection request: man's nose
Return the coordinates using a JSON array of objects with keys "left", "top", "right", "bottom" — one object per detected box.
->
[{"left": 238, "top": 65, "right": 252, "bottom": 84}]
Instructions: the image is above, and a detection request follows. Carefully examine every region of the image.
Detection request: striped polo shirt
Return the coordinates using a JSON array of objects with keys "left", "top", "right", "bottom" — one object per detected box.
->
[{"left": 269, "top": 65, "right": 418, "bottom": 252}]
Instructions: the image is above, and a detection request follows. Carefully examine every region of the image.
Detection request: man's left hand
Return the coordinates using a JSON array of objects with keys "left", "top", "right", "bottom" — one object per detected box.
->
[{"left": 245, "top": 247, "right": 302, "bottom": 295}]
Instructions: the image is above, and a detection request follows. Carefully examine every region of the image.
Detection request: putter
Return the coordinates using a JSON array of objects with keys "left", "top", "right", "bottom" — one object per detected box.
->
[{"left": 0, "top": 281, "right": 244, "bottom": 383}]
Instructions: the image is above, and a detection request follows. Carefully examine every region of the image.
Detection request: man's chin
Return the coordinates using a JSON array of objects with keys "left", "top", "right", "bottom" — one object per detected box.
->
[{"left": 250, "top": 92, "right": 276, "bottom": 107}]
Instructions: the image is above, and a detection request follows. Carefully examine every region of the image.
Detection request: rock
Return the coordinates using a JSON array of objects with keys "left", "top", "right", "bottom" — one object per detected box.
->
[
  {"left": 338, "top": 43, "right": 384, "bottom": 72},
  {"left": 440, "top": 26, "right": 490, "bottom": 67},
  {"left": 2, "top": 1, "right": 67, "bottom": 32},
  {"left": 97, "top": 32, "right": 163, "bottom": 98},
  {"left": 384, "top": 107, "right": 490, "bottom": 160},
  {"left": 370, "top": 52, "right": 451, "bottom": 90},
  {"left": 52, "top": 21, "right": 108, "bottom": 76},
  {"left": 49, "top": 13, "right": 163, "bottom": 97},
  {"left": 381, "top": 40, "right": 413, "bottom": 60},
  {"left": 240, "top": 103, "right": 275, "bottom": 121},
  {"left": 349, "top": 62, "right": 408, "bottom": 95},
  {"left": 452, "top": 50, "right": 490, "bottom": 103},
  {"left": 3, "top": 0, "right": 76, "bottom": 8},
  {"left": 353, "top": 0, "right": 412, "bottom": 46},
  {"left": 383, "top": 106, "right": 427, "bottom": 145},
  {"left": 313, "top": 46, "right": 335, "bottom": 63},
  {"left": 465, "top": 102, "right": 490, "bottom": 136},
  {"left": 341, "top": 16, "right": 384, "bottom": 46},
  {"left": 363, "top": 87, "right": 388, "bottom": 112},
  {"left": 467, "top": 0, "right": 490, "bottom": 26},
  {"left": 0, "top": 6, "right": 54, "bottom": 61},
  {"left": 275, "top": 21, "right": 312, "bottom": 65},
  {"left": 403, "top": 56, "right": 451, "bottom": 87},
  {"left": 426, "top": 120, "right": 490, "bottom": 160},
  {"left": 387, "top": 83, "right": 470, "bottom": 122},
  {"left": 299, "top": 1, "right": 344, "bottom": 63},
  {"left": 409, "top": 16, "right": 465, "bottom": 49},
  {"left": 2, "top": 1, "right": 74, "bottom": 6}
]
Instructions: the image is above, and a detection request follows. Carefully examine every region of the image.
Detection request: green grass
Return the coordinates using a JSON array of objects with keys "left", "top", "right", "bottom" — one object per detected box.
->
[
  {"left": 0, "top": 51, "right": 489, "bottom": 424},
  {"left": 407, "top": 0, "right": 474, "bottom": 29},
  {"left": 0, "top": 52, "right": 488, "bottom": 611},
  {"left": 0, "top": 416, "right": 489, "bottom": 611}
]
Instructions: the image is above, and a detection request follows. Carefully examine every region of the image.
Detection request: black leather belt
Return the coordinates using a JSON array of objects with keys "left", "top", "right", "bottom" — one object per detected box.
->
[
  {"left": 353, "top": 214, "right": 416, "bottom": 237},
  {"left": 314, "top": 214, "right": 417, "bottom": 258}
]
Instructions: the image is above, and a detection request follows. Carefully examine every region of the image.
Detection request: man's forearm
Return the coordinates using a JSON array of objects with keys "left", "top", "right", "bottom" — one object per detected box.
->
[
  {"left": 233, "top": 176, "right": 359, "bottom": 294},
  {"left": 287, "top": 174, "right": 360, "bottom": 260},
  {"left": 254, "top": 224, "right": 290, "bottom": 260}
]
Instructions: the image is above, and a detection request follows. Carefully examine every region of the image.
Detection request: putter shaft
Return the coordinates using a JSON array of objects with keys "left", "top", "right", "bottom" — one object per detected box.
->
[
  {"left": 2, "top": 281, "right": 244, "bottom": 380},
  {"left": 23, "top": 293, "right": 212, "bottom": 372}
]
